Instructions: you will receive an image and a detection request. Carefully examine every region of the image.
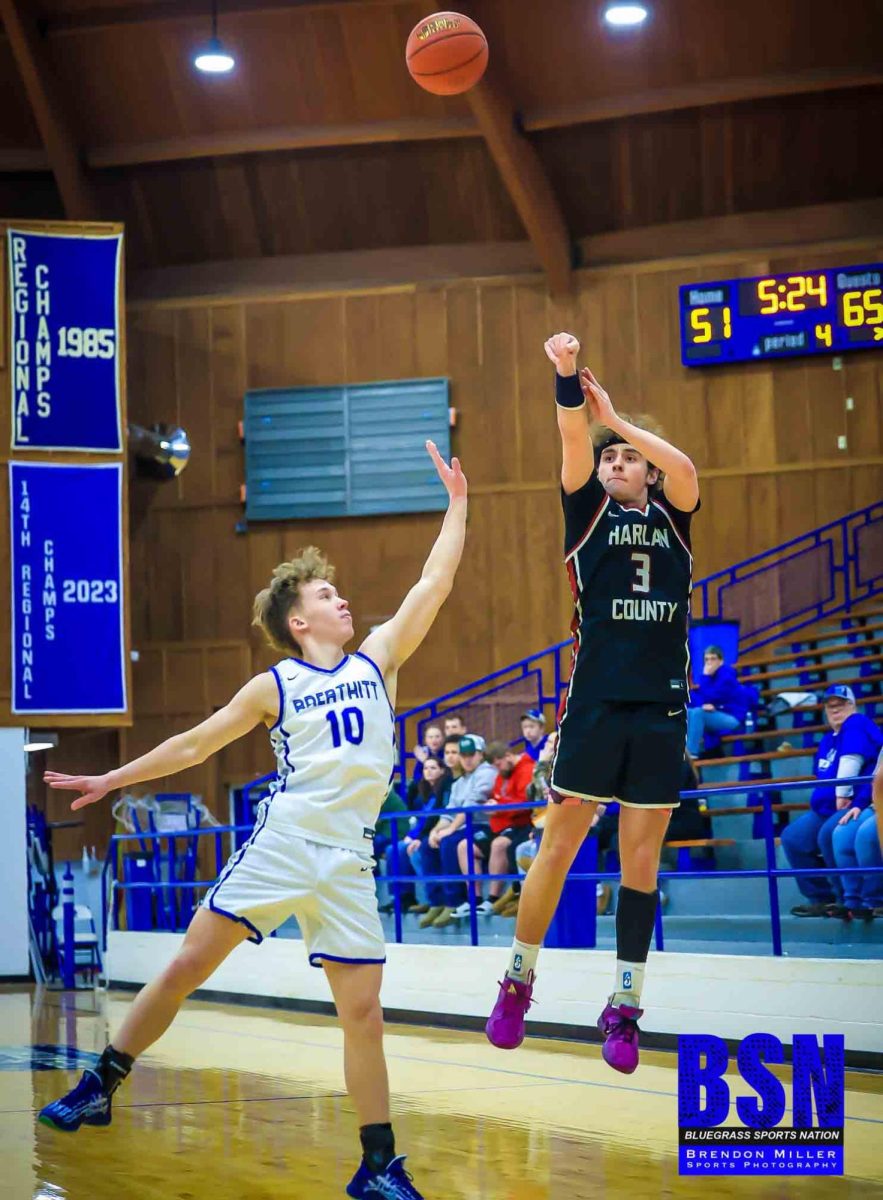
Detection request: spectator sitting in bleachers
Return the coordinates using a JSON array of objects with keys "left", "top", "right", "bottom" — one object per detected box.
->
[
  {"left": 443, "top": 713, "right": 467, "bottom": 740},
  {"left": 485, "top": 741, "right": 535, "bottom": 914},
  {"left": 406, "top": 723, "right": 444, "bottom": 805},
  {"left": 782, "top": 685, "right": 883, "bottom": 918},
  {"left": 442, "top": 734, "right": 463, "bottom": 781},
  {"left": 418, "top": 734, "right": 496, "bottom": 928},
  {"left": 830, "top": 747, "right": 883, "bottom": 921},
  {"left": 520, "top": 709, "right": 549, "bottom": 762},
  {"left": 687, "top": 645, "right": 750, "bottom": 758},
  {"left": 382, "top": 756, "right": 453, "bottom": 916}
]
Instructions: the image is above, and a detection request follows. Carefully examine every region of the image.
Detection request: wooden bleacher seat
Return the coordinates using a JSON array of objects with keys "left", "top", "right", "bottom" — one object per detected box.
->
[
  {"left": 739, "top": 648, "right": 883, "bottom": 686},
  {"left": 695, "top": 746, "right": 813, "bottom": 770},
  {"left": 663, "top": 837, "right": 736, "bottom": 871},
  {"left": 755, "top": 670, "right": 883, "bottom": 702},
  {"left": 706, "top": 802, "right": 809, "bottom": 817}
]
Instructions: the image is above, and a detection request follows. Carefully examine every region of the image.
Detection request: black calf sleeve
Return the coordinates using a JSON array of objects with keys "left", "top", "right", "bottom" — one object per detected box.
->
[
  {"left": 95, "top": 1044, "right": 134, "bottom": 1094},
  {"left": 360, "top": 1122, "right": 396, "bottom": 1174},
  {"left": 615, "top": 885, "right": 658, "bottom": 964}
]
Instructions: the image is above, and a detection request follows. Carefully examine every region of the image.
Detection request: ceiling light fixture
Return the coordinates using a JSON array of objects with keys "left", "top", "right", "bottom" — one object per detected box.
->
[
  {"left": 194, "top": 0, "right": 235, "bottom": 74},
  {"left": 603, "top": 4, "right": 650, "bottom": 27}
]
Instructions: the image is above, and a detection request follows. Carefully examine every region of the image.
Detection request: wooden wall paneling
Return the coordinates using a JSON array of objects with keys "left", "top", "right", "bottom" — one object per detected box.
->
[
  {"left": 776, "top": 471, "right": 818, "bottom": 543},
  {"left": 179, "top": 507, "right": 218, "bottom": 640},
  {"left": 212, "top": 507, "right": 251, "bottom": 641},
  {"left": 446, "top": 285, "right": 492, "bottom": 486},
  {"left": 174, "top": 307, "right": 213, "bottom": 506},
  {"left": 204, "top": 643, "right": 252, "bottom": 710},
  {"left": 209, "top": 305, "right": 247, "bottom": 503},
  {"left": 413, "top": 287, "right": 449, "bottom": 379},
  {"left": 132, "top": 647, "right": 166, "bottom": 717},
  {"left": 850, "top": 464, "right": 883, "bottom": 512},
  {"left": 771, "top": 360, "right": 813, "bottom": 465},
  {"left": 515, "top": 283, "right": 559, "bottom": 486},
  {"left": 805, "top": 359, "right": 846, "bottom": 462},
  {"left": 244, "top": 297, "right": 345, "bottom": 390},
  {"left": 596, "top": 273, "right": 640, "bottom": 410},
  {"left": 144, "top": 507, "right": 185, "bottom": 641},
  {"left": 843, "top": 358, "right": 881, "bottom": 458},
  {"left": 164, "top": 647, "right": 208, "bottom": 714},
  {"left": 478, "top": 285, "right": 520, "bottom": 485},
  {"left": 128, "top": 305, "right": 178, "bottom": 428},
  {"left": 704, "top": 372, "right": 752, "bottom": 471},
  {"left": 739, "top": 369, "right": 778, "bottom": 472},
  {"left": 745, "top": 474, "right": 780, "bottom": 562}
]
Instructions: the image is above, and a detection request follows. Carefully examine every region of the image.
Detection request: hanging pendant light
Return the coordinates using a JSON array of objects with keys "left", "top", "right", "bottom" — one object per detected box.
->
[{"left": 194, "top": 0, "right": 235, "bottom": 73}]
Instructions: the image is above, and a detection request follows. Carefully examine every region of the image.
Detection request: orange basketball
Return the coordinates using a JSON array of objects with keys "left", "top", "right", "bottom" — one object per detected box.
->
[{"left": 406, "top": 11, "right": 489, "bottom": 96}]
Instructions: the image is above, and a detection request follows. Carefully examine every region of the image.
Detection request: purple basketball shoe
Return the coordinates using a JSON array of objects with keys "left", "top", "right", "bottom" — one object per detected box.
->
[
  {"left": 597, "top": 998, "right": 643, "bottom": 1074},
  {"left": 485, "top": 971, "right": 535, "bottom": 1049}
]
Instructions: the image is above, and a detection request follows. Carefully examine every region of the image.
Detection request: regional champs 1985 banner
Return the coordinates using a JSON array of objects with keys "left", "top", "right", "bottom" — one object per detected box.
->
[
  {"left": 8, "top": 228, "right": 123, "bottom": 452},
  {"left": 9, "top": 462, "right": 127, "bottom": 715}
]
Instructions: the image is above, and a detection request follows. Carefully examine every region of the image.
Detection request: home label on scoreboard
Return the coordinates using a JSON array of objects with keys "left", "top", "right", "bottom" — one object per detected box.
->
[
  {"left": 8, "top": 228, "right": 123, "bottom": 451},
  {"left": 679, "top": 262, "right": 883, "bottom": 367}
]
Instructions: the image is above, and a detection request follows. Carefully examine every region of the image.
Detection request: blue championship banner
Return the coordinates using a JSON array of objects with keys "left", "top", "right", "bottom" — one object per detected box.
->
[
  {"left": 9, "top": 462, "right": 127, "bottom": 714},
  {"left": 678, "top": 1033, "right": 845, "bottom": 1177},
  {"left": 8, "top": 228, "right": 123, "bottom": 452}
]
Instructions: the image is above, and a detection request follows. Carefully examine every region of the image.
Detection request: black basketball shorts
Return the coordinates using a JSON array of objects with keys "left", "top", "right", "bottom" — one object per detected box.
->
[{"left": 551, "top": 698, "right": 686, "bottom": 809}]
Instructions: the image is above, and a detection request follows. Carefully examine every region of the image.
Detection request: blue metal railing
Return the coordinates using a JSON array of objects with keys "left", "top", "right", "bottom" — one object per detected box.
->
[{"left": 101, "top": 774, "right": 882, "bottom": 961}]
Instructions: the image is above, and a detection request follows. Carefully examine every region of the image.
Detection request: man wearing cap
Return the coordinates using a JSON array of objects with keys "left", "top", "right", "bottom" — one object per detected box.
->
[
  {"left": 781, "top": 685, "right": 883, "bottom": 918},
  {"left": 520, "top": 710, "right": 548, "bottom": 762},
  {"left": 418, "top": 734, "right": 497, "bottom": 928}
]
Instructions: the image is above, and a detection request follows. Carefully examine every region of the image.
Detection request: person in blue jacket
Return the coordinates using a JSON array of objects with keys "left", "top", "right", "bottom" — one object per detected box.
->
[
  {"left": 686, "top": 645, "right": 749, "bottom": 757},
  {"left": 781, "top": 684, "right": 883, "bottom": 917}
]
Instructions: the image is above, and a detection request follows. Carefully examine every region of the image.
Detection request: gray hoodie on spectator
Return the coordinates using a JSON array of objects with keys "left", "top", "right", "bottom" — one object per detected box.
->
[{"left": 437, "top": 761, "right": 497, "bottom": 827}]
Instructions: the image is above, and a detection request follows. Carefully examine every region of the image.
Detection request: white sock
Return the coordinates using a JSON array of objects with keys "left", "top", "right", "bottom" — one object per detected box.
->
[
  {"left": 507, "top": 939, "right": 539, "bottom": 983},
  {"left": 612, "top": 960, "right": 645, "bottom": 1008}
]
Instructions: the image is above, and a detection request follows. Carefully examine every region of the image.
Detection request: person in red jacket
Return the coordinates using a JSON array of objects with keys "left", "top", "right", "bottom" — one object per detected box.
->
[{"left": 486, "top": 743, "right": 536, "bottom": 908}]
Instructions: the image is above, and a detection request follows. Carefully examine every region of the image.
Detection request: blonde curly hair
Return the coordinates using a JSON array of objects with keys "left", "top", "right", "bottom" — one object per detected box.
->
[{"left": 252, "top": 547, "right": 335, "bottom": 654}]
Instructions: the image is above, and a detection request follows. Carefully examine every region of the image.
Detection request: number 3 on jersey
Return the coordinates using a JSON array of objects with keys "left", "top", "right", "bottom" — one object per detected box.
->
[
  {"left": 631, "top": 552, "right": 651, "bottom": 594},
  {"left": 326, "top": 707, "right": 365, "bottom": 747}
]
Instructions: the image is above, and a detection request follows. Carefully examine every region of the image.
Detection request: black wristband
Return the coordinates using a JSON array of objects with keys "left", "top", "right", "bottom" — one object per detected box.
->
[{"left": 555, "top": 372, "right": 585, "bottom": 409}]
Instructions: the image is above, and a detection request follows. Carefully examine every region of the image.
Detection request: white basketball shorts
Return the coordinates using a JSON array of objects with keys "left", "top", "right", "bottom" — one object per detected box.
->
[{"left": 203, "top": 822, "right": 385, "bottom": 968}]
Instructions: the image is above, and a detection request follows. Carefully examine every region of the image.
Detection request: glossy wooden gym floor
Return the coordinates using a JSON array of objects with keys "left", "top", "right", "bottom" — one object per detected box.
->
[{"left": 1, "top": 987, "right": 880, "bottom": 1199}]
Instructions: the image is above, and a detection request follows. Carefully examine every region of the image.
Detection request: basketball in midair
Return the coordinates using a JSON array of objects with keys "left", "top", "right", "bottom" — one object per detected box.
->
[{"left": 406, "top": 12, "right": 489, "bottom": 96}]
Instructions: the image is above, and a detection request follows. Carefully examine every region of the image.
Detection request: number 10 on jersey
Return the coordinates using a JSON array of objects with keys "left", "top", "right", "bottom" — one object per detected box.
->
[{"left": 326, "top": 707, "right": 365, "bottom": 747}]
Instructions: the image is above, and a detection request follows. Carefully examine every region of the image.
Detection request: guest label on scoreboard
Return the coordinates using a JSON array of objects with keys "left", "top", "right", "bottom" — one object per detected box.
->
[
  {"left": 9, "top": 462, "right": 127, "bottom": 714},
  {"left": 8, "top": 229, "right": 123, "bottom": 451}
]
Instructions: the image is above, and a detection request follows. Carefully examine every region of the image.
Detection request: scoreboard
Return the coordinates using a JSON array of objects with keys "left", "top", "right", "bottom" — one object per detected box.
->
[{"left": 679, "top": 262, "right": 883, "bottom": 367}]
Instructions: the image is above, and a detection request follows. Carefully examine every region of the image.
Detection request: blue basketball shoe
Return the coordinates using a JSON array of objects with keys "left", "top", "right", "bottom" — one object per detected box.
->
[
  {"left": 39, "top": 1069, "right": 112, "bottom": 1132},
  {"left": 346, "top": 1155, "right": 424, "bottom": 1198}
]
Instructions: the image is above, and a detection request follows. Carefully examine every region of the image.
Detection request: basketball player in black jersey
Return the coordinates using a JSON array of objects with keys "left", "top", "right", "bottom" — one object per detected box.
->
[{"left": 486, "top": 331, "right": 700, "bottom": 1073}]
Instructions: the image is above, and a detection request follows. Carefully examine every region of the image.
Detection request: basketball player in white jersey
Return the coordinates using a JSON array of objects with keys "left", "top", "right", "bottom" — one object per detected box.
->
[{"left": 39, "top": 440, "right": 466, "bottom": 1200}]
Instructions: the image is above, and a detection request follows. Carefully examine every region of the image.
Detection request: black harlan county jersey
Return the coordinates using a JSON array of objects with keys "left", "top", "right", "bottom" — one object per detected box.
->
[{"left": 561, "top": 473, "right": 698, "bottom": 704}]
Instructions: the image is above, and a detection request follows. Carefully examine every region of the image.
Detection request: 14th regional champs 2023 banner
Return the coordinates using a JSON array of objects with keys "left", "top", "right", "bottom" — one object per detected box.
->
[
  {"left": 8, "top": 228, "right": 123, "bottom": 452},
  {"left": 9, "top": 462, "right": 127, "bottom": 715}
]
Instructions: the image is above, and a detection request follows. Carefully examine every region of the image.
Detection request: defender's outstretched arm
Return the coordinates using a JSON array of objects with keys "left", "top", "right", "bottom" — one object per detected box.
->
[{"left": 361, "top": 441, "right": 467, "bottom": 674}]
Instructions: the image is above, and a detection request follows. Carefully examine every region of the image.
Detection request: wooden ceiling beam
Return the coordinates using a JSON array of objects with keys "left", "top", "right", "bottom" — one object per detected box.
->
[
  {"left": 466, "top": 74, "right": 572, "bottom": 296},
  {"left": 0, "top": 148, "right": 50, "bottom": 172},
  {"left": 72, "top": 67, "right": 883, "bottom": 172},
  {"left": 88, "top": 115, "right": 478, "bottom": 169},
  {"left": 524, "top": 68, "right": 883, "bottom": 132},
  {"left": 41, "top": 0, "right": 402, "bottom": 36},
  {"left": 0, "top": 0, "right": 98, "bottom": 217}
]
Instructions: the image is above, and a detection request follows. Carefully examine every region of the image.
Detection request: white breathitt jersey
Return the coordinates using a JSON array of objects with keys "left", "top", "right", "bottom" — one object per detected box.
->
[{"left": 263, "top": 651, "right": 396, "bottom": 854}]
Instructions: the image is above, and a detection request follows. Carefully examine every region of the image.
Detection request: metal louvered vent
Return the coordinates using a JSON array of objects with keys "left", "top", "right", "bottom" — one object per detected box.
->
[{"left": 243, "top": 378, "right": 451, "bottom": 522}]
